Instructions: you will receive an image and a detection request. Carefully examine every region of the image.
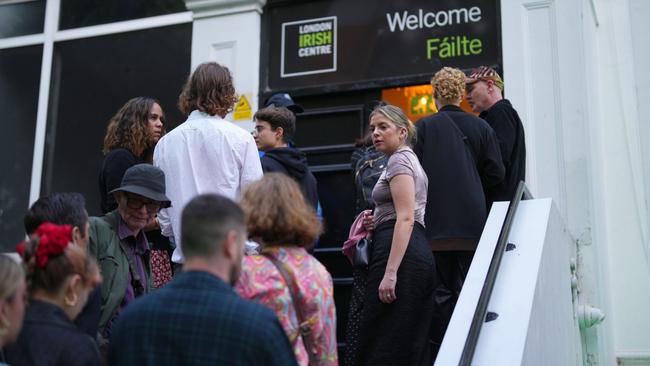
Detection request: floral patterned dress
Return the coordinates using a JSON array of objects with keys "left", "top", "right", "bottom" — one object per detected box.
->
[{"left": 235, "top": 247, "right": 338, "bottom": 366}]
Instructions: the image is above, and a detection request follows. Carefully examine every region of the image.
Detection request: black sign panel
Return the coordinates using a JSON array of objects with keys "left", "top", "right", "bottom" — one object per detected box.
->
[
  {"left": 282, "top": 16, "right": 337, "bottom": 77},
  {"left": 263, "top": 0, "right": 501, "bottom": 92}
]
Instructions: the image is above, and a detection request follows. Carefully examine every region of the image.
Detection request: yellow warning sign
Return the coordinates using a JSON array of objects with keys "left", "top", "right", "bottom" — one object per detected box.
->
[{"left": 233, "top": 95, "right": 253, "bottom": 121}]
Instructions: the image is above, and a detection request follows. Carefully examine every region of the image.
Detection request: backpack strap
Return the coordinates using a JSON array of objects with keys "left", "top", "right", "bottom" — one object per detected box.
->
[
  {"left": 354, "top": 153, "right": 387, "bottom": 211},
  {"left": 262, "top": 252, "right": 319, "bottom": 365}
]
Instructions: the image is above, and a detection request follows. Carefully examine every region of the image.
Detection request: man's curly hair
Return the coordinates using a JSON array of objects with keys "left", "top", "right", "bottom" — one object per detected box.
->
[
  {"left": 178, "top": 62, "right": 238, "bottom": 118},
  {"left": 102, "top": 97, "right": 162, "bottom": 157},
  {"left": 431, "top": 67, "right": 466, "bottom": 105}
]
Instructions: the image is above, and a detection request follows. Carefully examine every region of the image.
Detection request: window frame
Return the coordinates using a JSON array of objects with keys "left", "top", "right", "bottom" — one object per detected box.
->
[{"left": 0, "top": 0, "right": 191, "bottom": 206}]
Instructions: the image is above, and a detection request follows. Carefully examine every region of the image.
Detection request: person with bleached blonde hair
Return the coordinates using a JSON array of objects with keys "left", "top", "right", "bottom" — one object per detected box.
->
[
  {"left": 414, "top": 66, "right": 505, "bottom": 356},
  {"left": 0, "top": 255, "right": 27, "bottom": 361}
]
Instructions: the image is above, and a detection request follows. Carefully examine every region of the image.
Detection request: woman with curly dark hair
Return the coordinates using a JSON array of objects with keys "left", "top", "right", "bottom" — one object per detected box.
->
[
  {"left": 99, "top": 96, "right": 165, "bottom": 213},
  {"left": 99, "top": 97, "right": 173, "bottom": 289}
]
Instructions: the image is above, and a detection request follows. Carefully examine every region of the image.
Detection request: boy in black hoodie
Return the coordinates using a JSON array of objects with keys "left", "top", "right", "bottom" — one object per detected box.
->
[{"left": 253, "top": 105, "right": 319, "bottom": 209}]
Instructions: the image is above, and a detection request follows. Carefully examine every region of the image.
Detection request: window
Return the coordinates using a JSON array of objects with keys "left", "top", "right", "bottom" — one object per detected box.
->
[
  {"left": 0, "top": 45, "right": 43, "bottom": 250},
  {"left": 0, "top": 0, "right": 45, "bottom": 38},
  {"left": 40, "top": 24, "right": 192, "bottom": 215},
  {"left": 59, "top": 0, "right": 186, "bottom": 29}
]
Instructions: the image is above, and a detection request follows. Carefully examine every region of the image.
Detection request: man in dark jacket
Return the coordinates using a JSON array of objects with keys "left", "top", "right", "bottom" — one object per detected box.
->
[
  {"left": 414, "top": 67, "right": 505, "bottom": 353},
  {"left": 253, "top": 105, "right": 319, "bottom": 209},
  {"left": 466, "top": 66, "right": 526, "bottom": 207}
]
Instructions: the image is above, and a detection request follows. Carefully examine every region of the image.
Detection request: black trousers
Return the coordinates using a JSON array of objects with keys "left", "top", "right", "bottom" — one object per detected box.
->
[{"left": 429, "top": 250, "right": 475, "bottom": 354}]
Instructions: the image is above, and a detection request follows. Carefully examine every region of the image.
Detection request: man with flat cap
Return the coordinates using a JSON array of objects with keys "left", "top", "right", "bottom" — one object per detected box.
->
[
  {"left": 466, "top": 66, "right": 526, "bottom": 207},
  {"left": 88, "top": 164, "right": 172, "bottom": 350}
]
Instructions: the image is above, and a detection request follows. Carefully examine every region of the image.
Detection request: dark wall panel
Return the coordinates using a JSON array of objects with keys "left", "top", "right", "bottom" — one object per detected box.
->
[
  {"left": 0, "top": 46, "right": 43, "bottom": 251},
  {"left": 41, "top": 23, "right": 192, "bottom": 216}
]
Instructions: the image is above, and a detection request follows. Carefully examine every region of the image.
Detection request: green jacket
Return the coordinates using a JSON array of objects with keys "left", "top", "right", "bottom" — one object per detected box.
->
[{"left": 88, "top": 211, "right": 152, "bottom": 342}]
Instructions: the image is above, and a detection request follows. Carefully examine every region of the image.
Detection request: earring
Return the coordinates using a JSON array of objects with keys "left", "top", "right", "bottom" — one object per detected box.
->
[{"left": 64, "top": 293, "right": 78, "bottom": 308}]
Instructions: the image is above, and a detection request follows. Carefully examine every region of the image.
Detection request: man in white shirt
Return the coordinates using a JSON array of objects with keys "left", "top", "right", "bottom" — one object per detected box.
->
[{"left": 154, "top": 62, "right": 263, "bottom": 264}]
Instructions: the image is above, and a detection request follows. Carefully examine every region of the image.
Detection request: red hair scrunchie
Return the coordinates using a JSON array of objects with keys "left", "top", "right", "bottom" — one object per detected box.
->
[{"left": 15, "top": 222, "right": 73, "bottom": 269}]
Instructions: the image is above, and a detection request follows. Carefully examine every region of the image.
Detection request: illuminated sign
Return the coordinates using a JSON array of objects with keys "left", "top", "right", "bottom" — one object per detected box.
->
[{"left": 265, "top": 0, "right": 500, "bottom": 91}]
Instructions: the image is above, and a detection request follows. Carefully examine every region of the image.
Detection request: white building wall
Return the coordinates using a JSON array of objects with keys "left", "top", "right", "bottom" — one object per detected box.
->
[
  {"left": 632, "top": 1, "right": 650, "bottom": 218},
  {"left": 503, "top": 0, "right": 650, "bottom": 364},
  {"left": 592, "top": 0, "right": 650, "bottom": 363},
  {"left": 578, "top": 1, "right": 618, "bottom": 363}
]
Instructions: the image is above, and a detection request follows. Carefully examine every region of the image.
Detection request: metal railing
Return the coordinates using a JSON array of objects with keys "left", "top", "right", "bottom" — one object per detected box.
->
[{"left": 458, "top": 181, "right": 533, "bottom": 365}]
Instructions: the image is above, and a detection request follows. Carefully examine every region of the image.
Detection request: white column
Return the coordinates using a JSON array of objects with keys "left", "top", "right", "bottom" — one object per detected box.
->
[{"left": 185, "top": 0, "right": 266, "bottom": 132}]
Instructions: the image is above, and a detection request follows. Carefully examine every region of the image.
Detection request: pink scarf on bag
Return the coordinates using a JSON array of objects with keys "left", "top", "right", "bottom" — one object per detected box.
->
[{"left": 342, "top": 212, "right": 369, "bottom": 264}]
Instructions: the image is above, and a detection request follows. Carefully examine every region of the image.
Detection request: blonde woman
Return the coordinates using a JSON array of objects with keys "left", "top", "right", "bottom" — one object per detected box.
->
[
  {"left": 355, "top": 104, "right": 436, "bottom": 366},
  {"left": 0, "top": 255, "right": 27, "bottom": 364}
]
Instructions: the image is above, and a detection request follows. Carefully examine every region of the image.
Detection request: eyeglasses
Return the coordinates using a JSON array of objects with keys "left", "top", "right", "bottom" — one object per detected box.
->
[
  {"left": 466, "top": 81, "right": 484, "bottom": 93},
  {"left": 125, "top": 195, "right": 161, "bottom": 212},
  {"left": 253, "top": 125, "right": 270, "bottom": 134},
  {"left": 466, "top": 79, "right": 492, "bottom": 93}
]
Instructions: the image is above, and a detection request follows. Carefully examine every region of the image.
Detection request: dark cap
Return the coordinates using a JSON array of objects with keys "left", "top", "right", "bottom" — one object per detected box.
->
[
  {"left": 110, "top": 164, "right": 172, "bottom": 208},
  {"left": 465, "top": 66, "right": 504, "bottom": 90},
  {"left": 264, "top": 93, "right": 304, "bottom": 114}
]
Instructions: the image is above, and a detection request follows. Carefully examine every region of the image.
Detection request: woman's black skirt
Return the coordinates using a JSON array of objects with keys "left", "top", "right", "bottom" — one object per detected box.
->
[{"left": 355, "top": 220, "right": 436, "bottom": 366}]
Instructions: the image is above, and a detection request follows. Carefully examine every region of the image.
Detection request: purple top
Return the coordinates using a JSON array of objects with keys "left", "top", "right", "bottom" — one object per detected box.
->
[
  {"left": 118, "top": 216, "right": 149, "bottom": 299},
  {"left": 103, "top": 215, "right": 149, "bottom": 339}
]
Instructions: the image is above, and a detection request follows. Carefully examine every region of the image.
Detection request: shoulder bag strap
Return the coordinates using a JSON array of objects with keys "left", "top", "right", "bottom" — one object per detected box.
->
[
  {"left": 262, "top": 253, "right": 319, "bottom": 365},
  {"left": 439, "top": 111, "right": 478, "bottom": 163}
]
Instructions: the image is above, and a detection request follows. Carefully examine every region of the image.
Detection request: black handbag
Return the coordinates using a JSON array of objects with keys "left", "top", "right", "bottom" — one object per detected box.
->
[{"left": 353, "top": 237, "right": 370, "bottom": 268}]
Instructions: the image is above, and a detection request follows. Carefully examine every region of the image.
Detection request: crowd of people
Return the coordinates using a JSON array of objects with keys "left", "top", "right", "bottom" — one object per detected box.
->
[{"left": 0, "top": 61, "right": 525, "bottom": 366}]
